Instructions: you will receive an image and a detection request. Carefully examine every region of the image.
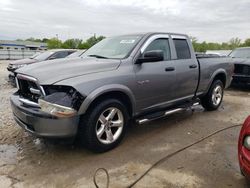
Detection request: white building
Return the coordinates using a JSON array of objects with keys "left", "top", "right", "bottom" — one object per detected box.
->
[{"left": 0, "top": 40, "right": 47, "bottom": 50}]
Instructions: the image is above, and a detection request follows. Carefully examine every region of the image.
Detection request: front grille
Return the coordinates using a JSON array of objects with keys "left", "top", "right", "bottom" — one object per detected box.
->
[
  {"left": 17, "top": 76, "right": 42, "bottom": 103},
  {"left": 234, "top": 64, "right": 250, "bottom": 75}
]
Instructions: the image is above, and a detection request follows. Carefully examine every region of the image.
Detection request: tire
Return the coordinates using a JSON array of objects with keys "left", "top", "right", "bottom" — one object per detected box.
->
[
  {"left": 201, "top": 80, "right": 224, "bottom": 111},
  {"left": 78, "top": 99, "right": 129, "bottom": 153}
]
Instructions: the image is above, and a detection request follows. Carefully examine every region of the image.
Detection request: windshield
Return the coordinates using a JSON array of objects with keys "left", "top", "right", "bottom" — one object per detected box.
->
[
  {"left": 67, "top": 50, "right": 85, "bottom": 58},
  {"left": 82, "top": 35, "right": 142, "bottom": 59},
  {"left": 229, "top": 48, "right": 250, "bottom": 58},
  {"left": 34, "top": 51, "right": 55, "bottom": 61}
]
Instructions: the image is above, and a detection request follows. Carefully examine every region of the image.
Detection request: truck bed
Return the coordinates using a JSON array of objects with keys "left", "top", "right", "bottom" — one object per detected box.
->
[{"left": 196, "top": 57, "right": 234, "bottom": 95}]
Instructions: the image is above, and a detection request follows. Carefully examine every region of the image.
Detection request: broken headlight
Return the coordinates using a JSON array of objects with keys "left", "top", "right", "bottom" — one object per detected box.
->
[
  {"left": 39, "top": 85, "right": 85, "bottom": 118},
  {"left": 39, "top": 98, "right": 77, "bottom": 117}
]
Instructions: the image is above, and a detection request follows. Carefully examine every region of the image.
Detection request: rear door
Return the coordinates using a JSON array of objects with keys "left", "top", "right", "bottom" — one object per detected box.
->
[
  {"left": 171, "top": 36, "right": 199, "bottom": 100},
  {"left": 134, "top": 34, "right": 176, "bottom": 111}
]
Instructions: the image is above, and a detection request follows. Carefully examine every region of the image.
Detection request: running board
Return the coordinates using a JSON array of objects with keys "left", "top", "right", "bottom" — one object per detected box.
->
[
  {"left": 136, "top": 101, "right": 200, "bottom": 125},
  {"left": 137, "top": 108, "right": 185, "bottom": 125}
]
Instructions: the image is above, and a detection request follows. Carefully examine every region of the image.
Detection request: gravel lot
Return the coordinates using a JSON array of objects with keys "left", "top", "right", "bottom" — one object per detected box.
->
[{"left": 0, "top": 60, "right": 250, "bottom": 188}]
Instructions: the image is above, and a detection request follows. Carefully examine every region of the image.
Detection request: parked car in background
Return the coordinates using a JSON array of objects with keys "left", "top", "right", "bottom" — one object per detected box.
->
[
  {"left": 238, "top": 116, "right": 250, "bottom": 180},
  {"left": 66, "top": 50, "right": 86, "bottom": 58},
  {"left": 7, "top": 49, "right": 77, "bottom": 84},
  {"left": 206, "top": 50, "right": 232, "bottom": 57},
  {"left": 11, "top": 32, "right": 234, "bottom": 152},
  {"left": 229, "top": 47, "right": 250, "bottom": 86},
  {"left": 196, "top": 53, "right": 221, "bottom": 58},
  {"left": 30, "top": 52, "right": 42, "bottom": 59}
]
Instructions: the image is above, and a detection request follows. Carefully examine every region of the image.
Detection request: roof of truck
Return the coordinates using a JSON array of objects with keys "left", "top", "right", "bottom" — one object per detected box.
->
[{"left": 113, "top": 32, "right": 189, "bottom": 38}]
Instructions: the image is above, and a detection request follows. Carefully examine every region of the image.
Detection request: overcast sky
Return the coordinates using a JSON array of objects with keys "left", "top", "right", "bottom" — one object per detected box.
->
[{"left": 0, "top": 0, "right": 249, "bottom": 42}]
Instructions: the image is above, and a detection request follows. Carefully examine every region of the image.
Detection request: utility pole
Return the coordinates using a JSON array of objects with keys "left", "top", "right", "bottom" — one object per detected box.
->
[{"left": 56, "top": 34, "right": 59, "bottom": 48}]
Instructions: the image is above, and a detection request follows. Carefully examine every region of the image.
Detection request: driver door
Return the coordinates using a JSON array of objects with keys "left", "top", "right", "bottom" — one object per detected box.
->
[{"left": 134, "top": 35, "right": 176, "bottom": 112}]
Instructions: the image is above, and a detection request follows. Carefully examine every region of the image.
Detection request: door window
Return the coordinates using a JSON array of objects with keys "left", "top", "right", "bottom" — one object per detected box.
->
[
  {"left": 173, "top": 39, "right": 191, "bottom": 59},
  {"left": 144, "top": 38, "right": 171, "bottom": 60}
]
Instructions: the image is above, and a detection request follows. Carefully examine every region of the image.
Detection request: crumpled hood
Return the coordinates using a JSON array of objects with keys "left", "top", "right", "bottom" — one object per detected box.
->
[
  {"left": 16, "top": 57, "right": 121, "bottom": 85},
  {"left": 10, "top": 58, "right": 38, "bottom": 65},
  {"left": 233, "top": 58, "right": 250, "bottom": 65}
]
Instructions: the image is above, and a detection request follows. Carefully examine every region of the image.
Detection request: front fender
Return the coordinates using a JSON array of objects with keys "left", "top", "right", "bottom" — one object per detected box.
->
[{"left": 78, "top": 84, "right": 136, "bottom": 115}]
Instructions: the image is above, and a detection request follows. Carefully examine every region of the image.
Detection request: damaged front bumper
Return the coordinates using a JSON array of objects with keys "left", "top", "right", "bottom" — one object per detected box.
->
[{"left": 10, "top": 93, "right": 80, "bottom": 138}]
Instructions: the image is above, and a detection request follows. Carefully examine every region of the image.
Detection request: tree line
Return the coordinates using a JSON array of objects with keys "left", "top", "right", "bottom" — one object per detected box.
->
[
  {"left": 18, "top": 36, "right": 250, "bottom": 52},
  {"left": 191, "top": 37, "right": 250, "bottom": 52},
  {"left": 18, "top": 35, "right": 105, "bottom": 49}
]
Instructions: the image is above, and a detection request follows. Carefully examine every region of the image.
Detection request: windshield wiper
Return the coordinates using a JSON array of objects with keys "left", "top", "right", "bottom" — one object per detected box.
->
[{"left": 88, "top": 54, "right": 108, "bottom": 59}]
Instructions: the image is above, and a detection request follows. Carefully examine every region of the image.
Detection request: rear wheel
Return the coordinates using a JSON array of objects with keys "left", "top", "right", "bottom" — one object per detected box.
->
[
  {"left": 201, "top": 80, "right": 224, "bottom": 111},
  {"left": 78, "top": 99, "right": 129, "bottom": 152}
]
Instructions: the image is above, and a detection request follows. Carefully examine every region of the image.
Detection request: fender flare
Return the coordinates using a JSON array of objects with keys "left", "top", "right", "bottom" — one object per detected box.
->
[
  {"left": 205, "top": 69, "right": 227, "bottom": 94},
  {"left": 78, "top": 84, "right": 136, "bottom": 115}
]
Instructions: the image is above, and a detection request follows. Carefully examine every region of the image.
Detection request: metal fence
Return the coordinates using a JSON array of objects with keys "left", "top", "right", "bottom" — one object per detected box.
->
[{"left": 0, "top": 49, "right": 43, "bottom": 60}]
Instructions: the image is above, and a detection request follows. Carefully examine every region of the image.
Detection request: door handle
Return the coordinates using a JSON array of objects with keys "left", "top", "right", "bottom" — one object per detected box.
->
[
  {"left": 165, "top": 67, "right": 175, "bottom": 72},
  {"left": 189, "top": 64, "right": 197, "bottom": 69}
]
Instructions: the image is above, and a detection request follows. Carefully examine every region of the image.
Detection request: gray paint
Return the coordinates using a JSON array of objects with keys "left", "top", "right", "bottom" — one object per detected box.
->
[
  {"left": 197, "top": 57, "right": 234, "bottom": 94},
  {"left": 11, "top": 94, "right": 79, "bottom": 137},
  {"left": 18, "top": 57, "right": 121, "bottom": 85},
  {"left": 12, "top": 32, "right": 234, "bottom": 137}
]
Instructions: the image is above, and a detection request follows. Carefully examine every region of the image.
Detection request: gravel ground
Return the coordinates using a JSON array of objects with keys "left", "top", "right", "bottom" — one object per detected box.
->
[{"left": 0, "top": 60, "right": 250, "bottom": 187}]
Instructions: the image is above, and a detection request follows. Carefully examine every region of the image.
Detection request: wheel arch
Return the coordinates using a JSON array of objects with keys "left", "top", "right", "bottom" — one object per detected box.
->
[
  {"left": 78, "top": 84, "right": 136, "bottom": 117},
  {"left": 205, "top": 70, "right": 227, "bottom": 94}
]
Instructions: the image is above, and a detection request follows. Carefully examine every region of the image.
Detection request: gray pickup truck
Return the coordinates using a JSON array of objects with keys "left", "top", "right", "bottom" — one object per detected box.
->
[{"left": 10, "top": 32, "right": 234, "bottom": 152}]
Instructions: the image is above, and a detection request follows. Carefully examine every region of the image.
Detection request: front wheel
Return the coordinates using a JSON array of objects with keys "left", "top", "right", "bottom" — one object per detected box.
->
[
  {"left": 201, "top": 80, "right": 224, "bottom": 111},
  {"left": 78, "top": 99, "right": 129, "bottom": 153}
]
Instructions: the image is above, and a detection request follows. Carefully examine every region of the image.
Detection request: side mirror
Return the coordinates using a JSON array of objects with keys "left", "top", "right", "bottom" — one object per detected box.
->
[{"left": 136, "top": 50, "right": 164, "bottom": 64}]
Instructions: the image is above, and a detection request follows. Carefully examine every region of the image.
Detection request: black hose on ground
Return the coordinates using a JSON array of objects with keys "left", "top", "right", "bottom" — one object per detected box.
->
[
  {"left": 93, "top": 168, "right": 110, "bottom": 188},
  {"left": 93, "top": 124, "right": 242, "bottom": 188}
]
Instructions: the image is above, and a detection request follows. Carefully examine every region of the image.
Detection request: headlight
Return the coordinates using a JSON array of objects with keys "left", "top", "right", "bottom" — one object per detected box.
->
[
  {"left": 38, "top": 86, "right": 85, "bottom": 117},
  {"left": 38, "top": 98, "right": 77, "bottom": 118},
  {"left": 243, "top": 136, "right": 250, "bottom": 150},
  {"left": 13, "top": 64, "right": 27, "bottom": 69}
]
